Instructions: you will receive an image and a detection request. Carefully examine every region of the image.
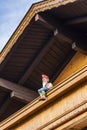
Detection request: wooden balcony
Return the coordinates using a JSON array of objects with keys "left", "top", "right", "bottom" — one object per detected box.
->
[{"left": 0, "top": 66, "right": 87, "bottom": 130}]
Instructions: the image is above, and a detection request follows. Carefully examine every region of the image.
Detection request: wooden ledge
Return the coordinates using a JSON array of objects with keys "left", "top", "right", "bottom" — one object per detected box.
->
[
  {"left": 0, "top": 66, "right": 87, "bottom": 129},
  {"left": 38, "top": 102, "right": 87, "bottom": 130}
]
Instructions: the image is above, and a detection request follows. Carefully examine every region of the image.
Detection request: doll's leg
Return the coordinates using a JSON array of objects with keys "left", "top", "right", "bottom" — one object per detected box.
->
[{"left": 38, "top": 87, "right": 47, "bottom": 99}]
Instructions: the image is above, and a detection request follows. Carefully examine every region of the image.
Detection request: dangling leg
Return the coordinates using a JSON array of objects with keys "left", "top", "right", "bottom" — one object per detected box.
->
[
  {"left": 41, "top": 90, "right": 47, "bottom": 99},
  {"left": 38, "top": 87, "right": 47, "bottom": 100}
]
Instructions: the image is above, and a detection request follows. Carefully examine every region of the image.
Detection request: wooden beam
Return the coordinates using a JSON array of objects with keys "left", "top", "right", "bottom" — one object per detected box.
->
[
  {"left": 0, "top": 95, "right": 11, "bottom": 117},
  {"left": 54, "top": 29, "right": 72, "bottom": 43},
  {"left": 35, "top": 14, "right": 87, "bottom": 54},
  {"left": 0, "top": 91, "right": 15, "bottom": 119},
  {"left": 54, "top": 29, "right": 87, "bottom": 54},
  {"left": 65, "top": 16, "right": 87, "bottom": 25},
  {"left": 18, "top": 31, "right": 56, "bottom": 84},
  {"left": 35, "top": 14, "right": 72, "bottom": 43},
  {"left": 54, "top": 28, "right": 87, "bottom": 55},
  {"left": 0, "top": 78, "right": 38, "bottom": 103},
  {"left": 72, "top": 42, "right": 87, "bottom": 54},
  {"left": 35, "top": 14, "right": 55, "bottom": 30}
]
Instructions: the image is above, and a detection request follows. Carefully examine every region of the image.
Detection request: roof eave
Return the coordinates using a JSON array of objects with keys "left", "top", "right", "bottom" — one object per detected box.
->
[{"left": 0, "top": 0, "right": 77, "bottom": 64}]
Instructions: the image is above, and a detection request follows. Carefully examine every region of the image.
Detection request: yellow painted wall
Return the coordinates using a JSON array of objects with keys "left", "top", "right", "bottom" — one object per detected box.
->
[
  {"left": 11, "top": 82, "right": 87, "bottom": 130},
  {"left": 54, "top": 52, "right": 87, "bottom": 85}
]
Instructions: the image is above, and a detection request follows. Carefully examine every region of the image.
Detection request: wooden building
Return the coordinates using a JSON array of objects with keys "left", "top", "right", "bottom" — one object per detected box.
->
[{"left": 0, "top": 0, "right": 87, "bottom": 129}]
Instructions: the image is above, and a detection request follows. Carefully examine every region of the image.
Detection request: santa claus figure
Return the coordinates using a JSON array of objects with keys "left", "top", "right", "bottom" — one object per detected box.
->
[{"left": 38, "top": 74, "right": 53, "bottom": 100}]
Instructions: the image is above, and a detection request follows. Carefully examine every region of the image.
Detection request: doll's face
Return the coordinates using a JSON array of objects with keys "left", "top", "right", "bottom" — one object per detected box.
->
[{"left": 42, "top": 78, "right": 49, "bottom": 83}]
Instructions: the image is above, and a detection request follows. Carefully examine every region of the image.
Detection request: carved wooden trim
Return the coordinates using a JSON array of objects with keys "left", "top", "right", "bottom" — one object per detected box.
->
[{"left": 38, "top": 101, "right": 87, "bottom": 130}]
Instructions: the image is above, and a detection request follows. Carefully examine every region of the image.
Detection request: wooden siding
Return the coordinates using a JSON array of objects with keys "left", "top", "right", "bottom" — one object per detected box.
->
[
  {"left": 0, "top": 66, "right": 86, "bottom": 130},
  {"left": 54, "top": 52, "right": 87, "bottom": 85}
]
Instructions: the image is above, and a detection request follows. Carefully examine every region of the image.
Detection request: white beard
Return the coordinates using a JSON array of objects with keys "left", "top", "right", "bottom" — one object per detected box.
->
[{"left": 42, "top": 81, "right": 48, "bottom": 87}]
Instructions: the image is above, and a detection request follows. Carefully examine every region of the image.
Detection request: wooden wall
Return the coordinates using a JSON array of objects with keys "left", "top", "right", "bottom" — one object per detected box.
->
[
  {"left": 54, "top": 52, "right": 87, "bottom": 85},
  {"left": 11, "top": 78, "right": 87, "bottom": 130},
  {"left": 0, "top": 52, "right": 87, "bottom": 130}
]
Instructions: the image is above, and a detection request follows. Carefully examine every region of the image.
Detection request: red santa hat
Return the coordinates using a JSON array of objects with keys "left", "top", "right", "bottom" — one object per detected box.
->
[{"left": 42, "top": 74, "right": 49, "bottom": 79}]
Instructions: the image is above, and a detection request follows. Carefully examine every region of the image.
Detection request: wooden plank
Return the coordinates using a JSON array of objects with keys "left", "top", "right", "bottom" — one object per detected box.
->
[
  {"left": 35, "top": 14, "right": 87, "bottom": 54},
  {"left": 18, "top": 32, "right": 56, "bottom": 84},
  {"left": 0, "top": 92, "right": 13, "bottom": 117},
  {"left": 72, "top": 42, "right": 87, "bottom": 54},
  {"left": 65, "top": 16, "right": 87, "bottom": 25},
  {"left": 35, "top": 14, "right": 55, "bottom": 30},
  {"left": 0, "top": 78, "right": 38, "bottom": 103}
]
